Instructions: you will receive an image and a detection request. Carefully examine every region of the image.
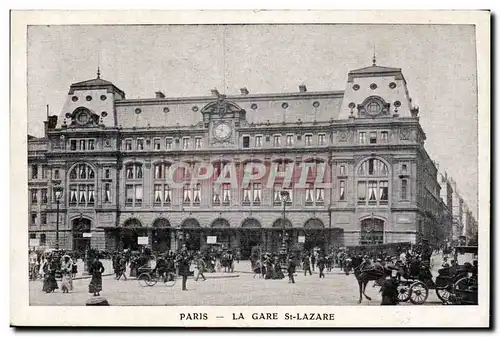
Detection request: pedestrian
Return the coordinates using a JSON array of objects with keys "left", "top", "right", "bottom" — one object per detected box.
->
[
  {"left": 42, "top": 256, "right": 58, "bottom": 293},
  {"left": 60, "top": 255, "right": 74, "bottom": 293},
  {"left": 88, "top": 257, "right": 105, "bottom": 297},
  {"left": 195, "top": 255, "right": 207, "bottom": 282},
  {"left": 380, "top": 278, "right": 399, "bottom": 305},
  {"left": 311, "top": 252, "right": 316, "bottom": 271},
  {"left": 287, "top": 256, "right": 296, "bottom": 284},
  {"left": 302, "top": 255, "right": 312, "bottom": 276},
  {"left": 317, "top": 254, "right": 326, "bottom": 278},
  {"left": 177, "top": 246, "right": 192, "bottom": 291},
  {"left": 117, "top": 255, "right": 127, "bottom": 281}
]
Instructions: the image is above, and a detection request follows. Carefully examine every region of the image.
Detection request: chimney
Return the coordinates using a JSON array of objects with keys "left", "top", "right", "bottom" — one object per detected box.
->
[
  {"left": 44, "top": 115, "right": 58, "bottom": 136},
  {"left": 299, "top": 84, "right": 307, "bottom": 93},
  {"left": 240, "top": 87, "right": 249, "bottom": 95},
  {"left": 211, "top": 88, "right": 220, "bottom": 97},
  {"left": 155, "top": 91, "right": 165, "bottom": 99}
]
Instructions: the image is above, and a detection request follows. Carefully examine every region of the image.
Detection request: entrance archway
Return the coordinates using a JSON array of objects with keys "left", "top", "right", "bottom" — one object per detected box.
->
[
  {"left": 152, "top": 218, "right": 171, "bottom": 253},
  {"left": 180, "top": 218, "right": 201, "bottom": 251},
  {"left": 72, "top": 217, "right": 91, "bottom": 253},
  {"left": 210, "top": 218, "right": 231, "bottom": 249},
  {"left": 121, "top": 218, "right": 143, "bottom": 251},
  {"left": 240, "top": 218, "right": 262, "bottom": 259},
  {"left": 360, "top": 218, "right": 384, "bottom": 245},
  {"left": 303, "top": 218, "right": 325, "bottom": 252},
  {"left": 271, "top": 218, "right": 292, "bottom": 253}
]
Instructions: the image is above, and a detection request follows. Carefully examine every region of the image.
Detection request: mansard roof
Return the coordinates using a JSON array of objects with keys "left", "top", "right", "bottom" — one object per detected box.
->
[{"left": 69, "top": 77, "right": 125, "bottom": 97}]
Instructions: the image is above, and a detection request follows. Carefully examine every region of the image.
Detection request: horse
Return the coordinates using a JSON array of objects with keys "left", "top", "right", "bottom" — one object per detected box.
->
[{"left": 344, "top": 257, "right": 386, "bottom": 304}]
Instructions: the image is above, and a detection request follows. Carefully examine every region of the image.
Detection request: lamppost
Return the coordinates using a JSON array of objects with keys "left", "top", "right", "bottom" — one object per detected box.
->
[
  {"left": 280, "top": 190, "right": 290, "bottom": 253},
  {"left": 53, "top": 183, "right": 64, "bottom": 250}
]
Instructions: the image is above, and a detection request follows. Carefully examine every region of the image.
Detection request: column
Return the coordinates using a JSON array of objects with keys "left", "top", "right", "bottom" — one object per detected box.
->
[{"left": 169, "top": 230, "right": 176, "bottom": 252}]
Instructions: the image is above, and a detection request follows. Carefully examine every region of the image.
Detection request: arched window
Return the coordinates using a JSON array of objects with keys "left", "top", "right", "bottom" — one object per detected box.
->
[
  {"left": 125, "top": 163, "right": 143, "bottom": 207},
  {"left": 68, "top": 163, "right": 96, "bottom": 207},
  {"left": 357, "top": 158, "right": 389, "bottom": 206}
]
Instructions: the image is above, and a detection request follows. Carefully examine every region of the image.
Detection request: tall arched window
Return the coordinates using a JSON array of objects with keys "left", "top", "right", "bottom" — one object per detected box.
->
[
  {"left": 68, "top": 163, "right": 96, "bottom": 207},
  {"left": 125, "top": 163, "right": 143, "bottom": 207},
  {"left": 357, "top": 158, "right": 389, "bottom": 206}
]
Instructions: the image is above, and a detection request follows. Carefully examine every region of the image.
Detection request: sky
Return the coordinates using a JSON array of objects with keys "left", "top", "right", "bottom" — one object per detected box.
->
[{"left": 26, "top": 24, "right": 478, "bottom": 217}]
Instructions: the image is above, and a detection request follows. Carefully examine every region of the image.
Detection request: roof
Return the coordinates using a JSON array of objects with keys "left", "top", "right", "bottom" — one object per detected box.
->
[
  {"left": 349, "top": 65, "right": 402, "bottom": 75},
  {"left": 69, "top": 77, "right": 125, "bottom": 97}
]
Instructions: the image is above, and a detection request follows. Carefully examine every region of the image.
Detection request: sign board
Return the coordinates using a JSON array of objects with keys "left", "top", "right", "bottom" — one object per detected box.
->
[
  {"left": 138, "top": 236, "right": 149, "bottom": 245},
  {"left": 207, "top": 236, "right": 217, "bottom": 244},
  {"left": 298, "top": 236, "right": 306, "bottom": 243},
  {"left": 29, "top": 238, "right": 40, "bottom": 247},
  {"left": 83, "top": 232, "right": 92, "bottom": 238}
]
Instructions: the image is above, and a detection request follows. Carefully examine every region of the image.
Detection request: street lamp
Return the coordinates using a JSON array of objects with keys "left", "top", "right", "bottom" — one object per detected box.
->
[
  {"left": 280, "top": 190, "right": 290, "bottom": 253},
  {"left": 53, "top": 183, "right": 64, "bottom": 250}
]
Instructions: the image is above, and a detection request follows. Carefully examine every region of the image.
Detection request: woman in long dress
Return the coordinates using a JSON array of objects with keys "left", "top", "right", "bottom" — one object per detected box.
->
[
  {"left": 88, "top": 258, "right": 105, "bottom": 296},
  {"left": 42, "top": 256, "right": 59, "bottom": 293},
  {"left": 60, "top": 255, "right": 73, "bottom": 293}
]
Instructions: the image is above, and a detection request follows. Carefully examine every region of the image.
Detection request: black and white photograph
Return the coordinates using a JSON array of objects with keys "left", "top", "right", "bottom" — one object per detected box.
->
[{"left": 11, "top": 10, "right": 490, "bottom": 327}]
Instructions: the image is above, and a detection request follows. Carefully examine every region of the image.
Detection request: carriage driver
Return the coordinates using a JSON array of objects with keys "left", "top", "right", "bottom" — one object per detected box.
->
[{"left": 359, "top": 255, "right": 374, "bottom": 272}]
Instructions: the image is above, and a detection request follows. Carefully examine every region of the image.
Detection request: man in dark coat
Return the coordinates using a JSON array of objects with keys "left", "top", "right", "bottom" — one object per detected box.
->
[
  {"left": 176, "top": 246, "right": 192, "bottom": 291},
  {"left": 317, "top": 254, "right": 326, "bottom": 278},
  {"left": 287, "top": 256, "right": 296, "bottom": 284},
  {"left": 303, "top": 255, "right": 312, "bottom": 276}
]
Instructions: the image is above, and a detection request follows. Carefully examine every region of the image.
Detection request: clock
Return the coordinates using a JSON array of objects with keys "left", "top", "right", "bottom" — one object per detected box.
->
[
  {"left": 213, "top": 122, "right": 232, "bottom": 140},
  {"left": 76, "top": 111, "right": 90, "bottom": 125}
]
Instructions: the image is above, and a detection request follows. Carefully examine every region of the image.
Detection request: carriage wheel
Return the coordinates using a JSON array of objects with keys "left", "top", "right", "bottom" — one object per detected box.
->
[
  {"left": 409, "top": 281, "right": 429, "bottom": 305},
  {"left": 453, "top": 277, "right": 477, "bottom": 305},
  {"left": 397, "top": 283, "right": 411, "bottom": 302},
  {"left": 164, "top": 272, "right": 177, "bottom": 287},
  {"left": 138, "top": 273, "right": 151, "bottom": 287},
  {"left": 436, "top": 287, "right": 453, "bottom": 304}
]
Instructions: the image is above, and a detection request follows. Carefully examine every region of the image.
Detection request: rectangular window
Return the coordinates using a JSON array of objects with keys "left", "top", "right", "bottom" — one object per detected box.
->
[
  {"left": 125, "top": 139, "right": 132, "bottom": 151},
  {"left": 195, "top": 137, "right": 202, "bottom": 149},
  {"left": 222, "top": 184, "right": 231, "bottom": 205},
  {"left": 359, "top": 132, "right": 366, "bottom": 144},
  {"left": 88, "top": 185, "right": 95, "bottom": 204},
  {"left": 70, "top": 140, "right": 77, "bottom": 151},
  {"left": 379, "top": 181, "right": 389, "bottom": 203},
  {"left": 339, "top": 180, "right": 346, "bottom": 201},
  {"left": 193, "top": 184, "right": 201, "bottom": 205},
  {"left": 165, "top": 138, "right": 173, "bottom": 150},
  {"left": 88, "top": 139, "right": 95, "bottom": 150},
  {"left": 153, "top": 138, "right": 161, "bottom": 150},
  {"left": 273, "top": 135, "right": 281, "bottom": 147},
  {"left": 154, "top": 164, "right": 162, "bottom": 180},
  {"left": 29, "top": 233, "right": 36, "bottom": 239},
  {"left": 340, "top": 165, "right": 346, "bottom": 176},
  {"left": 183, "top": 185, "right": 191, "bottom": 204},
  {"left": 126, "top": 185, "right": 134, "bottom": 205},
  {"left": 318, "top": 134, "right": 326, "bottom": 145},
  {"left": 40, "top": 213, "right": 47, "bottom": 225},
  {"left": 104, "top": 169, "right": 110, "bottom": 179},
  {"left": 255, "top": 135, "right": 263, "bottom": 148},
  {"left": 305, "top": 134, "right": 313, "bottom": 146},
  {"left": 368, "top": 181, "right": 377, "bottom": 203},
  {"left": 242, "top": 136, "right": 250, "bottom": 148},
  {"left": 104, "top": 183, "right": 111, "bottom": 203},
  {"left": 182, "top": 138, "right": 190, "bottom": 149},
  {"left": 164, "top": 185, "right": 172, "bottom": 205},
  {"left": 357, "top": 181, "right": 367, "bottom": 203},
  {"left": 305, "top": 183, "right": 314, "bottom": 204},
  {"left": 79, "top": 139, "right": 86, "bottom": 151},
  {"left": 31, "top": 165, "right": 38, "bottom": 179},
  {"left": 79, "top": 185, "right": 86, "bottom": 204},
  {"left": 136, "top": 138, "right": 144, "bottom": 151},
  {"left": 31, "top": 213, "right": 37, "bottom": 225},
  {"left": 315, "top": 187, "right": 324, "bottom": 203},
  {"left": 212, "top": 186, "right": 221, "bottom": 206},
  {"left": 31, "top": 189, "right": 38, "bottom": 203},
  {"left": 368, "top": 159, "right": 375, "bottom": 175},
  {"left": 273, "top": 184, "right": 282, "bottom": 205},
  {"left": 381, "top": 131, "right": 389, "bottom": 143},
  {"left": 70, "top": 186, "right": 77, "bottom": 205},
  {"left": 41, "top": 165, "right": 47, "bottom": 179},
  {"left": 154, "top": 184, "right": 162, "bottom": 204},
  {"left": 41, "top": 189, "right": 48, "bottom": 204},
  {"left": 135, "top": 165, "right": 143, "bottom": 179},
  {"left": 135, "top": 185, "right": 143, "bottom": 205},
  {"left": 286, "top": 134, "right": 294, "bottom": 146},
  {"left": 401, "top": 179, "right": 408, "bottom": 200},
  {"left": 40, "top": 234, "right": 46, "bottom": 246},
  {"left": 53, "top": 169, "right": 60, "bottom": 180},
  {"left": 242, "top": 186, "right": 251, "bottom": 205},
  {"left": 369, "top": 132, "right": 377, "bottom": 144},
  {"left": 253, "top": 183, "right": 262, "bottom": 205}
]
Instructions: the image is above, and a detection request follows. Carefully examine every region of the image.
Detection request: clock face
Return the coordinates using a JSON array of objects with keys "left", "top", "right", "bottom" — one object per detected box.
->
[
  {"left": 213, "top": 122, "right": 232, "bottom": 140},
  {"left": 76, "top": 111, "right": 90, "bottom": 125}
]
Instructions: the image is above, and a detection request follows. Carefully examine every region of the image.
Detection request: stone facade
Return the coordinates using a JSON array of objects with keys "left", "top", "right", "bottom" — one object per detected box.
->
[{"left": 28, "top": 62, "right": 447, "bottom": 256}]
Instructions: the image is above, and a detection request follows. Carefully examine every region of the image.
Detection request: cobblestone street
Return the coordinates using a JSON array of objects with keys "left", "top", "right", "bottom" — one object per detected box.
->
[{"left": 30, "top": 262, "right": 442, "bottom": 306}]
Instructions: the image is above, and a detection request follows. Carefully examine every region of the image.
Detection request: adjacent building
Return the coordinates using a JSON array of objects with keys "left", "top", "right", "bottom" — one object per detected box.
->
[{"left": 29, "top": 60, "right": 449, "bottom": 257}]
